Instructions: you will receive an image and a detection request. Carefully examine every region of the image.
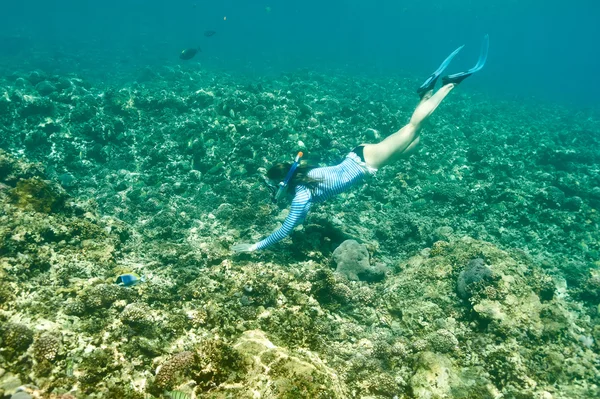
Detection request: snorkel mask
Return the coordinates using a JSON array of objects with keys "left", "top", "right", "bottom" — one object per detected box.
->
[{"left": 269, "top": 151, "right": 303, "bottom": 203}]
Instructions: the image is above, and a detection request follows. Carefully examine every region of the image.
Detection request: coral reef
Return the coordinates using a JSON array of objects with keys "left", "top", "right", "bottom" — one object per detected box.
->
[
  {"left": 456, "top": 257, "right": 495, "bottom": 299},
  {"left": 333, "top": 239, "right": 386, "bottom": 282},
  {"left": 216, "top": 329, "right": 347, "bottom": 398},
  {"left": 32, "top": 332, "right": 61, "bottom": 363},
  {"left": 0, "top": 66, "right": 599, "bottom": 398},
  {"left": 154, "top": 351, "right": 196, "bottom": 390},
  {"left": 9, "top": 177, "right": 67, "bottom": 213},
  {"left": 0, "top": 323, "right": 34, "bottom": 360}
]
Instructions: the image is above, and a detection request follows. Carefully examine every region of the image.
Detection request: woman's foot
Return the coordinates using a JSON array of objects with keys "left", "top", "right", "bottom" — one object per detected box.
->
[
  {"left": 442, "top": 34, "right": 489, "bottom": 85},
  {"left": 417, "top": 44, "right": 464, "bottom": 98}
]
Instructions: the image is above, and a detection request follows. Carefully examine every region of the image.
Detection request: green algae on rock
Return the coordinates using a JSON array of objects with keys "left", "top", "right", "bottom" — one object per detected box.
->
[{"left": 9, "top": 177, "right": 67, "bottom": 213}]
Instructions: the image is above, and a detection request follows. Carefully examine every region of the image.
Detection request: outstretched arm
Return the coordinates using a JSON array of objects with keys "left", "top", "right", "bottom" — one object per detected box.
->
[{"left": 232, "top": 187, "right": 312, "bottom": 252}]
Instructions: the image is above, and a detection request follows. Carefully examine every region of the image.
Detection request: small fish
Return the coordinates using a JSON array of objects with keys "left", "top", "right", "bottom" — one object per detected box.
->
[
  {"left": 179, "top": 48, "right": 200, "bottom": 60},
  {"left": 204, "top": 30, "right": 216, "bottom": 37},
  {"left": 58, "top": 172, "right": 77, "bottom": 188},
  {"left": 166, "top": 391, "right": 190, "bottom": 399},
  {"left": 115, "top": 273, "right": 146, "bottom": 287}
]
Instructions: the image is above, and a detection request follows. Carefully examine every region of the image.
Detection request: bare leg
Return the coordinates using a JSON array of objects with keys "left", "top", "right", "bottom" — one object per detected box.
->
[
  {"left": 402, "top": 136, "right": 420, "bottom": 156},
  {"left": 362, "top": 83, "right": 455, "bottom": 169}
]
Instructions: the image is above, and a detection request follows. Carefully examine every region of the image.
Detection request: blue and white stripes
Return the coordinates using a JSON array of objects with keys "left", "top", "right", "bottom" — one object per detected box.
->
[{"left": 255, "top": 155, "right": 370, "bottom": 250}]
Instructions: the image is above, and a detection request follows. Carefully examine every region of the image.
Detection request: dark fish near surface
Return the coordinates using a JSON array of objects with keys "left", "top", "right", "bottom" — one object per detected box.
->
[
  {"left": 180, "top": 47, "right": 200, "bottom": 60},
  {"left": 204, "top": 30, "right": 216, "bottom": 37}
]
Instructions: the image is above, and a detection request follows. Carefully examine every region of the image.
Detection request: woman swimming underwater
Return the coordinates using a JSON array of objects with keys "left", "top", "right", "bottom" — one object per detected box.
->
[{"left": 233, "top": 35, "right": 489, "bottom": 253}]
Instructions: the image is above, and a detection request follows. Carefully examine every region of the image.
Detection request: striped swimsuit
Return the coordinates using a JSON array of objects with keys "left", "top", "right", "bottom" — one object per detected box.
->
[{"left": 255, "top": 150, "right": 376, "bottom": 250}]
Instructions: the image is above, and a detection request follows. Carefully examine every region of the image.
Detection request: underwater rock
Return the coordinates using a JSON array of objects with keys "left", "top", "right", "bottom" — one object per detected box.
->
[
  {"left": 187, "top": 89, "right": 214, "bottom": 108},
  {"left": 333, "top": 239, "right": 385, "bottom": 282},
  {"left": 214, "top": 203, "right": 234, "bottom": 220},
  {"left": 575, "top": 270, "right": 600, "bottom": 305},
  {"left": 0, "top": 373, "right": 22, "bottom": 397},
  {"left": 433, "top": 226, "right": 455, "bottom": 242},
  {"left": 35, "top": 80, "right": 57, "bottom": 96},
  {"left": 26, "top": 70, "right": 48, "bottom": 86},
  {"left": 456, "top": 258, "right": 494, "bottom": 299},
  {"left": 310, "top": 268, "right": 353, "bottom": 307},
  {"left": 426, "top": 329, "right": 459, "bottom": 353},
  {"left": 563, "top": 196, "right": 583, "bottom": 211},
  {"left": 0, "top": 323, "right": 34, "bottom": 360},
  {"left": 32, "top": 332, "right": 61, "bottom": 363},
  {"left": 154, "top": 351, "right": 196, "bottom": 390},
  {"left": 19, "top": 95, "right": 55, "bottom": 118},
  {"left": 153, "top": 338, "right": 248, "bottom": 393},
  {"left": 226, "top": 329, "right": 348, "bottom": 398},
  {"left": 473, "top": 299, "right": 505, "bottom": 321},
  {"left": 11, "top": 392, "right": 33, "bottom": 399},
  {"left": 152, "top": 326, "right": 347, "bottom": 396},
  {"left": 410, "top": 351, "right": 497, "bottom": 398},
  {"left": 381, "top": 236, "right": 598, "bottom": 396},
  {"left": 120, "top": 303, "right": 154, "bottom": 330},
  {"left": 0, "top": 94, "right": 11, "bottom": 114},
  {"left": 537, "top": 186, "right": 565, "bottom": 208},
  {"left": 365, "top": 127, "right": 380, "bottom": 141},
  {"left": 410, "top": 351, "right": 455, "bottom": 399},
  {"left": 0, "top": 281, "right": 15, "bottom": 307},
  {"left": 0, "top": 149, "right": 45, "bottom": 186},
  {"left": 194, "top": 339, "right": 248, "bottom": 391},
  {"left": 79, "top": 348, "right": 122, "bottom": 389},
  {"left": 9, "top": 177, "right": 67, "bottom": 213},
  {"left": 79, "top": 284, "right": 131, "bottom": 310},
  {"left": 428, "top": 182, "right": 468, "bottom": 204},
  {"left": 531, "top": 273, "right": 556, "bottom": 302}
]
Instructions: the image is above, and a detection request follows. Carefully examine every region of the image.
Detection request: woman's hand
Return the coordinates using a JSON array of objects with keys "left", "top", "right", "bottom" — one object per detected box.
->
[{"left": 232, "top": 243, "right": 258, "bottom": 253}]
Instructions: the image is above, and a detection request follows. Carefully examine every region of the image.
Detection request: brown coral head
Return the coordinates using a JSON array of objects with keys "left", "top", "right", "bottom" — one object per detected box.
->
[{"left": 154, "top": 351, "right": 196, "bottom": 390}]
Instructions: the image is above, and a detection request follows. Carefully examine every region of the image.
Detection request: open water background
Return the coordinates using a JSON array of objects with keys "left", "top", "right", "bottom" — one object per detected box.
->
[{"left": 1, "top": 0, "right": 599, "bottom": 107}]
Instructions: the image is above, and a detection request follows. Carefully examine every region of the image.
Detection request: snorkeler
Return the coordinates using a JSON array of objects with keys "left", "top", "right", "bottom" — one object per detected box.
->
[{"left": 232, "top": 35, "right": 489, "bottom": 253}]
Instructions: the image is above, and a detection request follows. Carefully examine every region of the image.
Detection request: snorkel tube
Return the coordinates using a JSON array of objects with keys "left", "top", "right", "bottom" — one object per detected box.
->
[{"left": 273, "top": 151, "right": 303, "bottom": 203}]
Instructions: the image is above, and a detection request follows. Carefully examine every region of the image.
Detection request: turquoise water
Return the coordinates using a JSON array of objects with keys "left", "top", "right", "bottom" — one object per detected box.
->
[
  {"left": 1, "top": 0, "right": 599, "bottom": 105},
  {"left": 1, "top": 1, "right": 600, "bottom": 398}
]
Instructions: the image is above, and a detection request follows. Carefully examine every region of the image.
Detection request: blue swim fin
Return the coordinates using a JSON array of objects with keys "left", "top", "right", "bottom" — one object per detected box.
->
[
  {"left": 417, "top": 44, "right": 464, "bottom": 97},
  {"left": 442, "top": 34, "right": 489, "bottom": 85}
]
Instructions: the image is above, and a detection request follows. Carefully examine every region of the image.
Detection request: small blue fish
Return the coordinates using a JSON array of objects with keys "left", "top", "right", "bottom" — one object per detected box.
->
[{"left": 115, "top": 273, "right": 146, "bottom": 287}]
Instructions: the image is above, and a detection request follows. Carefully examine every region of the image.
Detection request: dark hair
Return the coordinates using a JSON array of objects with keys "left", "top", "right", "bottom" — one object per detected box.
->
[{"left": 266, "top": 162, "right": 321, "bottom": 194}]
